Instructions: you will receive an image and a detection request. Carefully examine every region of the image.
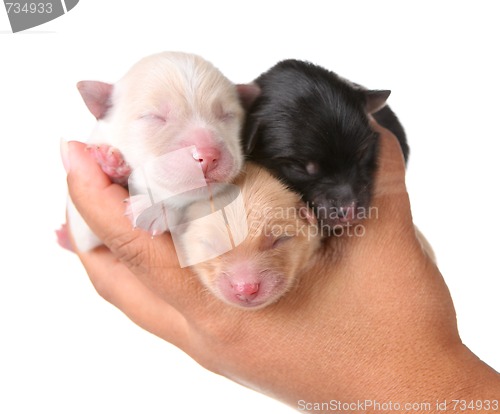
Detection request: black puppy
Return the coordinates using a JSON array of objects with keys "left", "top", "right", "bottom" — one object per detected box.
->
[{"left": 240, "top": 59, "right": 409, "bottom": 231}]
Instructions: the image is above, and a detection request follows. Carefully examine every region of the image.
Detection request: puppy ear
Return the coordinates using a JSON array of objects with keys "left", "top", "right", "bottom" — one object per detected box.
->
[
  {"left": 236, "top": 83, "right": 262, "bottom": 155},
  {"left": 365, "top": 89, "right": 391, "bottom": 114},
  {"left": 77, "top": 81, "right": 113, "bottom": 120},
  {"left": 236, "top": 83, "right": 261, "bottom": 110}
]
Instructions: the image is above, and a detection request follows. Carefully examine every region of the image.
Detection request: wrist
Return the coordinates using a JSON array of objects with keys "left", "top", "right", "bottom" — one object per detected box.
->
[
  {"left": 290, "top": 343, "right": 500, "bottom": 414},
  {"left": 376, "top": 343, "right": 500, "bottom": 414}
]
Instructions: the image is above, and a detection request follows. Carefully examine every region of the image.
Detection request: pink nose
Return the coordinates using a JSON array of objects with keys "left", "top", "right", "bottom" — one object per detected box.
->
[
  {"left": 193, "top": 147, "right": 220, "bottom": 174},
  {"left": 232, "top": 283, "right": 260, "bottom": 301}
]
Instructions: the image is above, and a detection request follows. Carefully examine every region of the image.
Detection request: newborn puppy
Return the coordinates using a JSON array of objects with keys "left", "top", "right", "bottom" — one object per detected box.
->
[
  {"left": 182, "top": 163, "right": 321, "bottom": 310},
  {"left": 65, "top": 52, "right": 245, "bottom": 251},
  {"left": 241, "top": 59, "right": 409, "bottom": 231}
]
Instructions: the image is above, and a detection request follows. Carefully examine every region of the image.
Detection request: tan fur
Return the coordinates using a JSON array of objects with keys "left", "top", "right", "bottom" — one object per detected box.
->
[{"left": 182, "top": 163, "right": 322, "bottom": 309}]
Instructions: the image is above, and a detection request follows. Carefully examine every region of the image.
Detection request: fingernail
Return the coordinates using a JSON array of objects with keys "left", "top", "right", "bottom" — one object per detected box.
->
[{"left": 60, "top": 138, "right": 71, "bottom": 173}]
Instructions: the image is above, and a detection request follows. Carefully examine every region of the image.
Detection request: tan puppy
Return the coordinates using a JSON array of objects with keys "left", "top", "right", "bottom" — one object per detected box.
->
[
  {"left": 66, "top": 52, "right": 245, "bottom": 251},
  {"left": 181, "top": 163, "right": 322, "bottom": 310}
]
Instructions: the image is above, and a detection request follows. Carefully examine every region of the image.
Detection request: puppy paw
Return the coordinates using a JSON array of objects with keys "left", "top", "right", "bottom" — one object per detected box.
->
[
  {"left": 87, "top": 144, "right": 131, "bottom": 186},
  {"left": 125, "top": 195, "right": 169, "bottom": 236},
  {"left": 55, "top": 223, "right": 75, "bottom": 252}
]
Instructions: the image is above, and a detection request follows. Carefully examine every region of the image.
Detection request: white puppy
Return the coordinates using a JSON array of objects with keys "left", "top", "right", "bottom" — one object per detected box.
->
[{"left": 63, "top": 52, "right": 245, "bottom": 251}]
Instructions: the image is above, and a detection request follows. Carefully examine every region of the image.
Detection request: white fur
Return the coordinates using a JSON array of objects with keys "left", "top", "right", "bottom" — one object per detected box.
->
[{"left": 69, "top": 52, "right": 244, "bottom": 251}]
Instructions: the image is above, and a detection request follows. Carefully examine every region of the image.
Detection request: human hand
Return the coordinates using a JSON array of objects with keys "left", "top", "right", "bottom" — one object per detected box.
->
[{"left": 62, "top": 122, "right": 500, "bottom": 411}]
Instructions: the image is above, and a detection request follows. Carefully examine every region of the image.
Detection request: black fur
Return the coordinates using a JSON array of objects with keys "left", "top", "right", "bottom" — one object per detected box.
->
[{"left": 243, "top": 59, "right": 409, "bottom": 231}]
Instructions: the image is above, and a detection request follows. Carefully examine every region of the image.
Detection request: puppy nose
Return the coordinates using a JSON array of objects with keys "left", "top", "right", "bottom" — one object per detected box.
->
[
  {"left": 233, "top": 283, "right": 260, "bottom": 301},
  {"left": 192, "top": 147, "right": 220, "bottom": 174}
]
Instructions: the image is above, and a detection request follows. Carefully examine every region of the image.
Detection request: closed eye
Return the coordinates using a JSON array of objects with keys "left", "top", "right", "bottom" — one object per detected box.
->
[
  {"left": 216, "top": 107, "right": 237, "bottom": 122},
  {"left": 305, "top": 161, "right": 319, "bottom": 175},
  {"left": 220, "top": 112, "right": 236, "bottom": 122},
  {"left": 213, "top": 101, "right": 238, "bottom": 122},
  {"left": 281, "top": 160, "right": 320, "bottom": 176},
  {"left": 139, "top": 113, "right": 167, "bottom": 123},
  {"left": 272, "top": 235, "right": 293, "bottom": 249}
]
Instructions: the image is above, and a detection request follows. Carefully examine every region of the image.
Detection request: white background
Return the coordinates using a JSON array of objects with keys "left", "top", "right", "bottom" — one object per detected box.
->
[{"left": 1, "top": 1, "right": 499, "bottom": 413}]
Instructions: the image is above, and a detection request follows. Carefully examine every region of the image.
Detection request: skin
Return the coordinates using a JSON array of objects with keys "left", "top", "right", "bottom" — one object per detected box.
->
[{"left": 62, "top": 122, "right": 500, "bottom": 412}]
